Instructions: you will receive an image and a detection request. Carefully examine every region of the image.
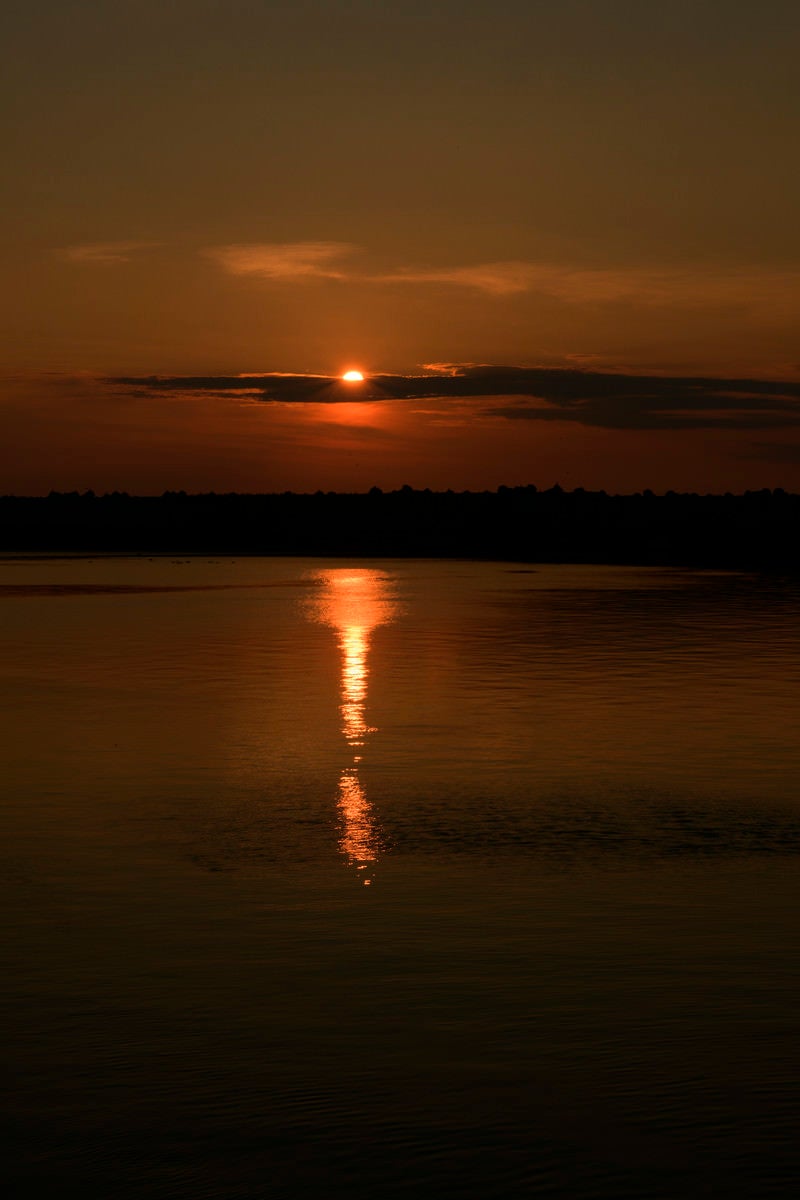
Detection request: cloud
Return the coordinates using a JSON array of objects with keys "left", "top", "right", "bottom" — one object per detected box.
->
[
  {"left": 57, "top": 238, "right": 800, "bottom": 316},
  {"left": 376, "top": 262, "right": 540, "bottom": 296},
  {"left": 743, "top": 441, "right": 800, "bottom": 464},
  {"left": 375, "top": 261, "right": 800, "bottom": 309},
  {"left": 470, "top": 366, "right": 800, "bottom": 430},
  {"left": 203, "top": 241, "right": 357, "bottom": 281},
  {"left": 57, "top": 241, "right": 160, "bottom": 265},
  {"left": 108, "top": 365, "right": 800, "bottom": 431}
]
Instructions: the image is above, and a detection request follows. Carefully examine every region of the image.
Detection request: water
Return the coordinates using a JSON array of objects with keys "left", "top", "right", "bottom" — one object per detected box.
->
[{"left": 2, "top": 557, "right": 799, "bottom": 1197}]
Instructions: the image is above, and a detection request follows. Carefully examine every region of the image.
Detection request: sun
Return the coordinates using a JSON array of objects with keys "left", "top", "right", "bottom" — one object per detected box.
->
[{"left": 342, "top": 370, "right": 364, "bottom": 382}]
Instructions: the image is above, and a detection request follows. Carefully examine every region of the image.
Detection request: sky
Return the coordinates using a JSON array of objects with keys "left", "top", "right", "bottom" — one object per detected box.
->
[{"left": 1, "top": 0, "right": 798, "bottom": 495}]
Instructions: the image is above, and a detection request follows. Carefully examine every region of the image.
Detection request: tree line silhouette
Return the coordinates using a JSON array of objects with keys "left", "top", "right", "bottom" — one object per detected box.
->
[{"left": 1, "top": 485, "right": 799, "bottom": 569}]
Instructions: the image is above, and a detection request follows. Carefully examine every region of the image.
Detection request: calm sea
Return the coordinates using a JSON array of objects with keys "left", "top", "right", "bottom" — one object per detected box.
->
[{"left": 2, "top": 557, "right": 799, "bottom": 1197}]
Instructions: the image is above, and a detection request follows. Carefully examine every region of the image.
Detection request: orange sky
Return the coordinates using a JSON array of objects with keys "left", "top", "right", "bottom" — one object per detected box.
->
[{"left": 1, "top": 1, "right": 798, "bottom": 494}]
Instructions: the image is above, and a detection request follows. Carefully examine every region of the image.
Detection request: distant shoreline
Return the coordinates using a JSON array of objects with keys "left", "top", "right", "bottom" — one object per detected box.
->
[{"left": 1, "top": 486, "right": 799, "bottom": 570}]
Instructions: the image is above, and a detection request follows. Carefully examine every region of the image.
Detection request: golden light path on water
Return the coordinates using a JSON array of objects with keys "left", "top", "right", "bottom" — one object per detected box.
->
[{"left": 307, "top": 569, "right": 400, "bottom": 883}]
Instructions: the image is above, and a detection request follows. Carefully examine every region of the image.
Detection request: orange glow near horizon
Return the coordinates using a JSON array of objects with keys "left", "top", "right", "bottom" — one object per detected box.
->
[
  {"left": 342, "top": 369, "right": 365, "bottom": 382},
  {"left": 307, "top": 569, "right": 400, "bottom": 882}
]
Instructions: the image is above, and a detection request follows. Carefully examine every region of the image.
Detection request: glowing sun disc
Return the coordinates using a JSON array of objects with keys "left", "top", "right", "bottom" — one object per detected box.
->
[{"left": 342, "top": 370, "right": 364, "bottom": 382}]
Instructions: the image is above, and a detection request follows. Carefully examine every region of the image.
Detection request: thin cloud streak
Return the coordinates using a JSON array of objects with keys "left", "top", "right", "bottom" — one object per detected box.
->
[
  {"left": 108, "top": 365, "right": 800, "bottom": 432},
  {"left": 375, "top": 262, "right": 540, "bottom": 296},
  {"left": 58, "top": 240, "right": 800, "bottom": 317},
  {"left": 57, "top": 241, "right": 161, "bottom": 265},
  {"left": 373, "top": 262, "right": 800, "bottom": 309},
  {"left": 203, "top": 241, "right": 357, "bottom": 281},
  {"left": 199, "top": 244, "right": 799, "bottom": 312}
]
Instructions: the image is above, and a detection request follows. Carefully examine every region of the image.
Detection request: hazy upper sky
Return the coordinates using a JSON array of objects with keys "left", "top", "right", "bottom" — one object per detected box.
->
[{"left": 2, "top": 0, "right": 798, "bottom": 494}]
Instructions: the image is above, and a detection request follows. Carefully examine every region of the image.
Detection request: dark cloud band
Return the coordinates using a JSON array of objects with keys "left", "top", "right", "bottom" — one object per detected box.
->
[{"left": 108, "top": 366, "right": 800, "bottom": 431}]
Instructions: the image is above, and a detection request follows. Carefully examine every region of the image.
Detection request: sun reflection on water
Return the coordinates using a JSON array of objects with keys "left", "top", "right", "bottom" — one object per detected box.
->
[
  {"left": 306, "top": 569, "right": 400, "bottom": 882},
  {"left": 337, "top": 769, "right": 378, "bottom": 882},
  {"left": 340, "top": 624, "right": 374, "bottom": 747}
]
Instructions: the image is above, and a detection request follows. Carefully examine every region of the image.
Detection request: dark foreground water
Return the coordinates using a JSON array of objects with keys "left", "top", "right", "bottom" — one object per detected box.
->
[{"left": 2, "top": 557, "right": 799, "bottom": 1197}]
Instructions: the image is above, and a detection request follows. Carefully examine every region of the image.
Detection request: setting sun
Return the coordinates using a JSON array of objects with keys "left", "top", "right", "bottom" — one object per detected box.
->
[{"left": 342, "top": 370, "right": 364, "bottom": 382}]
